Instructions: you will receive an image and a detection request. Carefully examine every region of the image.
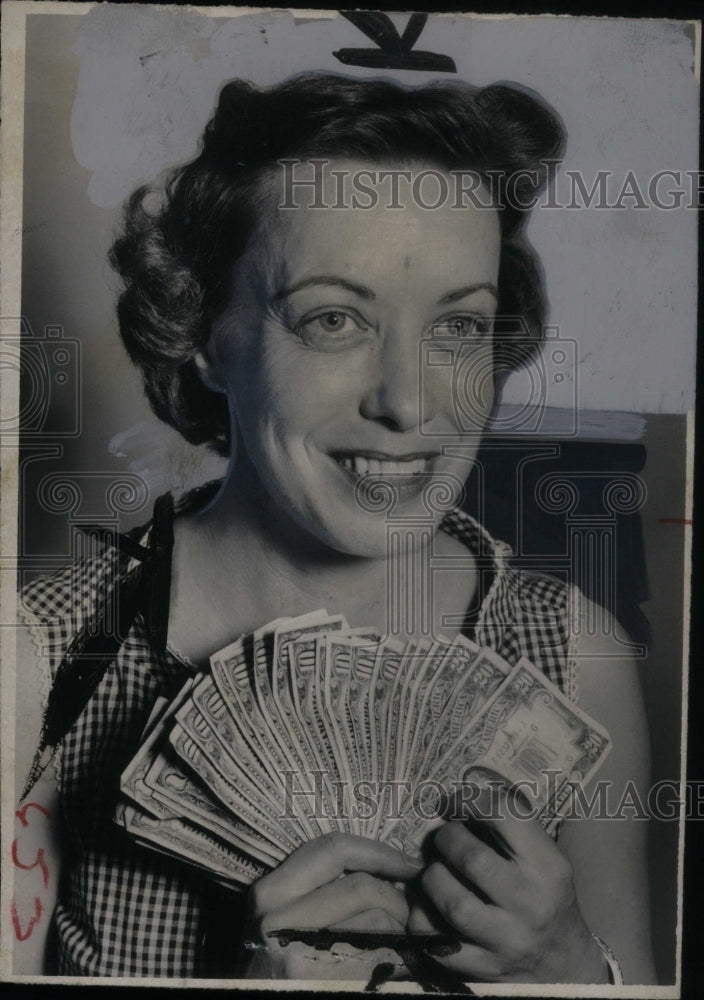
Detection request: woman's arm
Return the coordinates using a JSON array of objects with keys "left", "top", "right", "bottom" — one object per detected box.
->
[
  {"left": 558, "top": 598, "right": 656, "bottom": 984},
  {"left": 11, "top": 619, "right": 61, "bottom": 975}
]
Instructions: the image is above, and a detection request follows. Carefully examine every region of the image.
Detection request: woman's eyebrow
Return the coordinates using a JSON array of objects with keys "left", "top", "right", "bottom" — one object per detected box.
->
[
  {"left": 438, "top": 282, "right": 498, "bottom": 305},
  {"left": 273, "top": 276, "right": 376, "bottom": 301}
]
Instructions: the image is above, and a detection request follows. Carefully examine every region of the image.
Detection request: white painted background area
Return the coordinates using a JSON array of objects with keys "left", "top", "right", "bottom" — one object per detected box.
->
[{"left": 68, "top": 8, "right": 699, "bottom": 416}]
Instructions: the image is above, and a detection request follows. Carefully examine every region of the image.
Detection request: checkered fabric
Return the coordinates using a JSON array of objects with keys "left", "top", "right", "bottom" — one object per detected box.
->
[
  {"left": 19, "top": 494, "right": 576, "bottom": 978},
  {"left": 20, "top": 548, "right": 213, "bottom": 976},
  {"left": 442, "top": 509, "right": 576, "bottom": 693}
]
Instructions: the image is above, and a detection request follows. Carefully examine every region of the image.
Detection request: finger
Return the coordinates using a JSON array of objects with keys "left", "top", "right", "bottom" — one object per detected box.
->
[
  {"left": 420, "top": 861, "right": 516, "bottom": 950},
  {"left": 434, "top": 822, "right": 527, "bottom": 909},
  {"left": 261, "top": 871, "right": 410, "bottom": 937},
  {"left": 253, "top": 833, "right": 420, "bottom": 914},
  {"left": 330, "top": 908, "right": 406, "bottom": 933},
  {"left": 409, "top": 901, "right": 505, "bottom": 982},
  {"left": 407, "top": 903, "right": 438, "bottom": 934},
  {"left": 424, "top": 940, "right": 503, "bottom": 981},
  {"left": 452, "top": 785, "right": 557, "bottom": 865}
]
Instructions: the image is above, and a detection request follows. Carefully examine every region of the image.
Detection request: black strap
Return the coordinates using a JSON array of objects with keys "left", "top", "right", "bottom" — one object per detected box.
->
[
  {"left": 142, "top": 491, "right": 175, "bottom": 655},
  {"left": 21, "top": 493, "right": 176, "bottom": 801}
]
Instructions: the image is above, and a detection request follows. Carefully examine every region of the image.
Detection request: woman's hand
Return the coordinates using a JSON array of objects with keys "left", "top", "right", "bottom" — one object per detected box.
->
[
  {"left": 242, "top": 832, "right": 421, "bottom": 980},
  {"left": 408, "top": 806, "right": 609, "bottom": 984}
]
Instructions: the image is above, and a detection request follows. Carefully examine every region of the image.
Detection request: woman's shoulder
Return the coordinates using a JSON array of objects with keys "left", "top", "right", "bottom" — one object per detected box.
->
[
  {"left": 14, "top": 553, "right": 129, "bottom": 804},
  {"left": 442, "top": 507, "right": 573, "bottom": 610},
  {"left": 20, "top": 543, "right": 121, "bottom": 618},
  {"left": 20, "top": 543, "right": 120, "bottom": 617},
  {"left": 503, "top": 567, "right": 573, "bottom": 615},
  {"left": 18, "top": 522, "right": 150, "bottom": 674}
]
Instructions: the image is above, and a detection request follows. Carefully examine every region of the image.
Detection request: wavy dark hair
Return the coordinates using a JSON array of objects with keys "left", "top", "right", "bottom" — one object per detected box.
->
[{"left": 109, "top": 72, "right": 565, "bottom": 456}]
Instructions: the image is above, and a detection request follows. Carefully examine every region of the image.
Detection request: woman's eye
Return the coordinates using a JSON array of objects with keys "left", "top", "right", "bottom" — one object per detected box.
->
[
  {"left": 294, "top": 310, "right": 370, "bottom": 350},
  {"left": 430, "top": 315, "right": 492, "bottom": 340},
  {"left": 315, "top": 312, "right": 356, "bottom": 333}
]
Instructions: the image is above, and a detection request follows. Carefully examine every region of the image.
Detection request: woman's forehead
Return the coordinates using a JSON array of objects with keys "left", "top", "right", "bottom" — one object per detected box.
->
[
  {"left": 267, "top": 156, "right": 497, "bottom": 211},
  {"left": 250, "top": 159, "right": 501, "bottom": 289}
]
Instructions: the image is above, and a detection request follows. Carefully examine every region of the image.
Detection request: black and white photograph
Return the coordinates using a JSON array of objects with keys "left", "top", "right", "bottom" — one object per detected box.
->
[{"left": 0, "top": 4, "right": 698, "bottom": 992}]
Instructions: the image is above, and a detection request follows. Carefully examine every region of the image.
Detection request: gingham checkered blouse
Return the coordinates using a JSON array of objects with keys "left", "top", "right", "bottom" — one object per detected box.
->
[{"left": 19, "top": 493, "right": 580, "bottom": 978}]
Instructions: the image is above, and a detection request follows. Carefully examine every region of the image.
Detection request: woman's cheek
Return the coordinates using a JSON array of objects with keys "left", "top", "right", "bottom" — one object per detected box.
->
[
  {"left": 434, "top": 347, "right": 495, "bottom": 434},
  {"left": 272, "top": 358, "right": 364, "bottom": 426}
]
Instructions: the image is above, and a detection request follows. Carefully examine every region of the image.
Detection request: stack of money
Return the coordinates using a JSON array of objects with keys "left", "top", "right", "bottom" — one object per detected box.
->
[{"left": 115, "top": 610, "right": 611, "bottom": 889}]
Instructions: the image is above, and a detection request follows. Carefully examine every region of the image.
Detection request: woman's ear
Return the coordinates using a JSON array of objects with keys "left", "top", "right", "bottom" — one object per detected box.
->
[{"left": 193, "top": 348, "right": 227, "bottom": 394}]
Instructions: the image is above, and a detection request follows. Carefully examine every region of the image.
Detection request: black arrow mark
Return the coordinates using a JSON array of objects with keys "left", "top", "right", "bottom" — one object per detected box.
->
[{"left": 333, "top": 12, "right": 457, "bottom": 73}]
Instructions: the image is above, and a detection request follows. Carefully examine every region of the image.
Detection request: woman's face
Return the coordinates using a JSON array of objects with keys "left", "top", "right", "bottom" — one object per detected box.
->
[{"left": 208, "top": 160, "right": 501, "bottom": 557}]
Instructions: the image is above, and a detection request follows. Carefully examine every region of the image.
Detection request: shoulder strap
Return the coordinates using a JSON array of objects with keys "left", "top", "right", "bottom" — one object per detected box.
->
[{"left": 21, "top": 493, "right": 175, "bottom": 801}]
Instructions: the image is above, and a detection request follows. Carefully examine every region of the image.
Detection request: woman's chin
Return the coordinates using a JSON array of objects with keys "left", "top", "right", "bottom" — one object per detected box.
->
[{"left": 305, "top": 505, "right": 442, "bottom": 561}]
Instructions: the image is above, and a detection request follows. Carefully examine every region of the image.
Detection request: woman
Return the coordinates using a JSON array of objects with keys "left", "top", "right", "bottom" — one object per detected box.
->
[{"left": 16, "top": 73, "right": 653, "bottom": 984}]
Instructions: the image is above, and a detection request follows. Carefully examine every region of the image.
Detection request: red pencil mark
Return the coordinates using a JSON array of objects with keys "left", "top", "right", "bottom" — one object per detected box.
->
[
  {"left": 15, "top": 802, "right": 52, "bottom": 827},
  {"left": 11, "top": 840, "right": 49, "bottom": 889},
  {"left": 11, "top": 801, "right": 53, "bottom": 942},
  {"left": 658, "top": 518, "right": 692, "bottom": 525},
  {"left": 10, "top": 897, "right": 42, "bottom": 942}
]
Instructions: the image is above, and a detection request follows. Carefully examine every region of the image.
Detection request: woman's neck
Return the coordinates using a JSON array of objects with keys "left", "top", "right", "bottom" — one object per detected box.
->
[{"left": 167, "top": 464, "right": 477, "bottom": 665}]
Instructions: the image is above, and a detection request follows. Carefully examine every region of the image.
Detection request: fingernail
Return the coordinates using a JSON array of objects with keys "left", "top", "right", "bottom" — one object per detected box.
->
[
  {"left": 424, "top": 942, "right": 455, "bottom": 957},
  {"left": 403, "top": 851, "right": 425, "bottom": 869}
]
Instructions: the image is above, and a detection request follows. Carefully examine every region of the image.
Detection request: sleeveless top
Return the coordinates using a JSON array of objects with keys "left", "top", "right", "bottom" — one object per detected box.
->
[{"left": 19, "top": 490, "right": 580, "bottom": 978}]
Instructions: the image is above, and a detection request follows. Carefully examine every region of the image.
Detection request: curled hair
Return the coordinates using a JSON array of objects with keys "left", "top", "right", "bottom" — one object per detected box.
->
[{"left": 110, "top": 73, "right": 565, "bottom": 455}]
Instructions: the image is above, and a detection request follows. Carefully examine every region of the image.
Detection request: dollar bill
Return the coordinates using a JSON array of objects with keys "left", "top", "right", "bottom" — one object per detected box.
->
[
  {"left": 172, "top": 692, "right": 305, "bottom": 847},
  {"left": 210, "top": 639, "right": 295, "bottom": 792},
  {"left": 209, "top": 640, "right": 323, "bottom": 838},
  {"left": 118, "top": 802, "right": 266, "bottom": 887},
  {"left": 251, "top": 616, "right": 293, "bottom": 739},
  {"left": 169, "top": 722, "right": 300, "bottom": 854},
  {"left": 288, "top": 634, "right": 351, "bottom": 831},
  {"left": 398, "top": 636, "right": 455, "bottom": 784},
  {"left": 368, "top": 639, "right": 425, "bottom": 838},
  {"left": 413, "top": 647, "right": 511, "bottom": 781},
  {"left": 412, "top": 635, "right": 480, "bottom": 749},
  {"left": 139, "top": 694, "right": 171, "bottom": 742},
  {"left": 385, "top": 638, "right": 432, "bottom": 784},
  {"left": 181, "top": 677, "right": 290, "bottom": 819},
  {"left": 367, "top": 639, "right": 405, "bottom": 778},
  {"left": 346, "top": 637, "right": 379, "bottom": 795},
  {"left": 323, "top": 635, "right": 375, "bottom": 804},
  {"left": 316, "top": 634, "right": 362, "bottom": 831},
  {"left": 394, "top": 656, "right": 612, "bottom": 856},
  {"left": 144, "top": 747, "right": 284, "bottom": 865},
  {"left": 272, "top": 613, "right": 347, "bottom": 835},
  {"left": 120, "top": 675, "right": 198, "bottom": 812}
]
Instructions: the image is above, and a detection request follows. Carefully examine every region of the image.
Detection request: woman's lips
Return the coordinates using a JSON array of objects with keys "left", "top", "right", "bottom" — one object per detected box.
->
[
  {"left": 334, "top": 454, "right": 428, "bottom": 476},
  {"left": 330, "top": 451, "right": 440, "bottom": 500}
]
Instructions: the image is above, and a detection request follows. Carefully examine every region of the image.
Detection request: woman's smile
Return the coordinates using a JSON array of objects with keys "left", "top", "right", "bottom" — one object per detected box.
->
[
  {"left": 330, "top": 452, "right": 436, "bottom": 477},
  {"left": 329, "top": 450, "right": 440, "bottom": 502}
]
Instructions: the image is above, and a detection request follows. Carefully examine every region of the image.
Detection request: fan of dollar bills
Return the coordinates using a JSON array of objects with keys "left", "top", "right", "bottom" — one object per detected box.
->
[{"left": 115, "top": 610, "right": 611, "bottom": 889}]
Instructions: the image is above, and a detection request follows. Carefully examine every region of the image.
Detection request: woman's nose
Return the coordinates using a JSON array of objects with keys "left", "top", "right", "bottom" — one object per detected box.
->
[{"left": 359, "top": 329, "right": 427, "bottom": 432}]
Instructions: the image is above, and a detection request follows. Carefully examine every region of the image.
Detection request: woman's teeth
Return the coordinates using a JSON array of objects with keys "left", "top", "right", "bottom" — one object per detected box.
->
[{"left": 337, "top": 455, "right": 427, "bottom": 476}]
